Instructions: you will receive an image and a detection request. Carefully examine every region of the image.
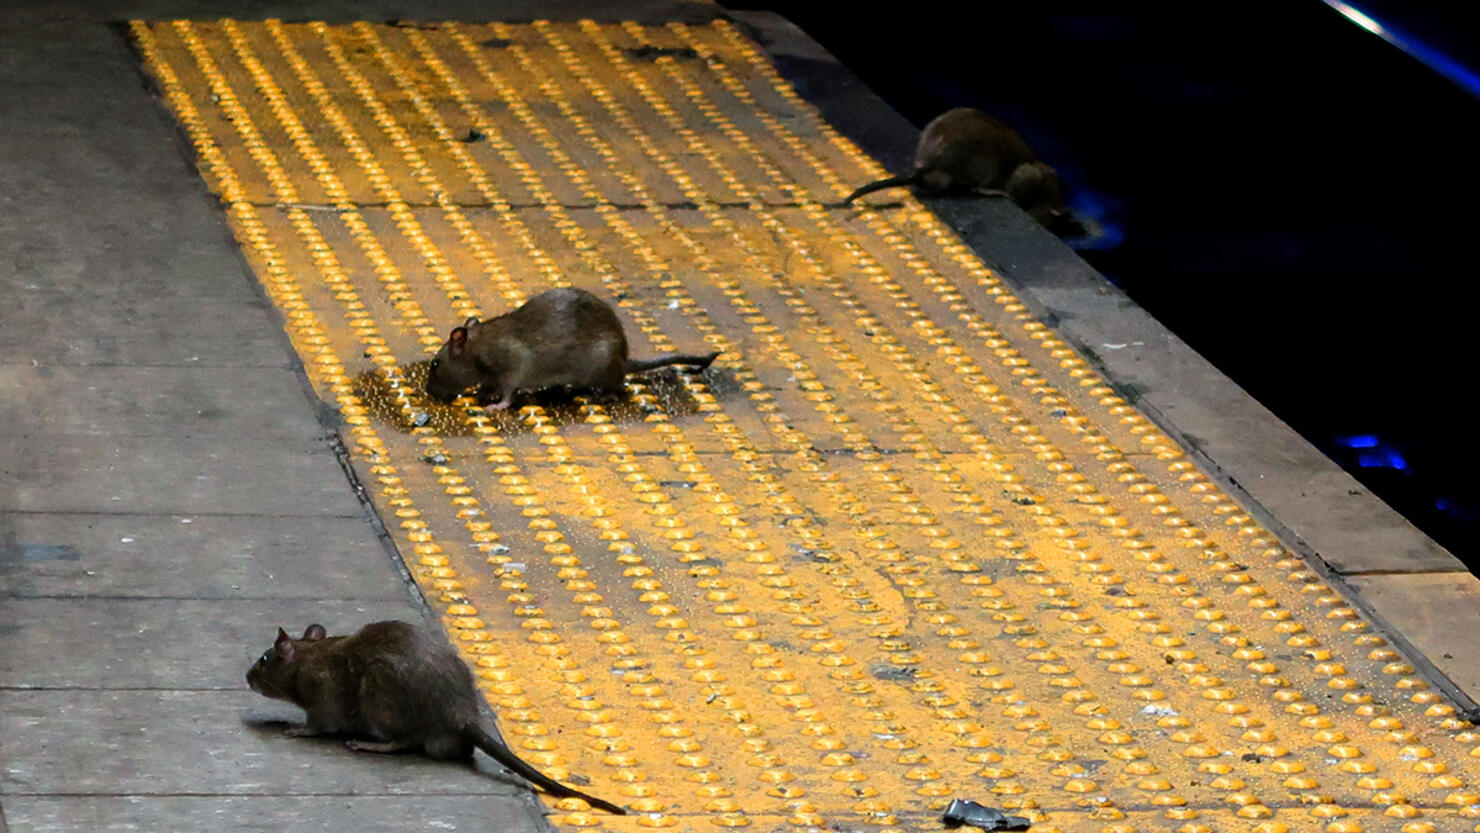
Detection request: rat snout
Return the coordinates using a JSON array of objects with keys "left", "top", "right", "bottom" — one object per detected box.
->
[{"left": 422, "top": 366, "right": 463, "bottom": 404}]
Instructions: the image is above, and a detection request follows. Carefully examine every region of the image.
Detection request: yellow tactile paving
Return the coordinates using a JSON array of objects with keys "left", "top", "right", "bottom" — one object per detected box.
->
[{"left": 131, "top": 17, "right": 1479, "bottom": 832}]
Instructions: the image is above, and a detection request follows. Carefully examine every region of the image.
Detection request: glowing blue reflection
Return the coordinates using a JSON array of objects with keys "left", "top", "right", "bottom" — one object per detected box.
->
[
  {"left": 1064, "top": 185, "right": 1125, "bottom": 252},
  {"left": 1323, "top": 0, "right": 1480, "bottom": 100},
  {"left": 1358, "top": 449, "right": 1408, "bottom": 470},
  {"left": 1335, "top": 433, "right": 1406, "bottom": 469}
]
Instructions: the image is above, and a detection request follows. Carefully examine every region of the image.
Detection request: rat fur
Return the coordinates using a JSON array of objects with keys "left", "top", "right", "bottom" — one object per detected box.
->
[
  {"left": 247, "top": 621, "right": 626, "bottom": 815},
  {"left": 424, "top": 288, "right": 719, "bottom": 409},
  {"left": 845, "top": 107, "right": 1081, "bottom": 232}
]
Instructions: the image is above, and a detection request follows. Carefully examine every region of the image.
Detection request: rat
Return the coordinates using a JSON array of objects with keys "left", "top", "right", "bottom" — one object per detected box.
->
[
  {"left": 424, "top": 287, "right": 721, "bottom": 410},
  {"left": 844, "top": 107, "right": 1081, "bottom": 233},
  {"left": 246, "top": 620, "right": 627, "bottom": 815}
]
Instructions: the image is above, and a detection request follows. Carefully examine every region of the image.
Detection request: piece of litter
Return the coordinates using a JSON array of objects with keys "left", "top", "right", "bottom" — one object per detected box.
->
[
  {"left": 120, "top": 537, "right": 135, "bottom": 544},
  {"left": 940, "top": 798, "right": 1031, "bottom": 831}
]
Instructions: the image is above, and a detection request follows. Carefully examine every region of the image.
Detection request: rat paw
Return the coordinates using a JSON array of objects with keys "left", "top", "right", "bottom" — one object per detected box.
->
[{"left": 346, "top": 739, "right": 412, "bottom": 753}]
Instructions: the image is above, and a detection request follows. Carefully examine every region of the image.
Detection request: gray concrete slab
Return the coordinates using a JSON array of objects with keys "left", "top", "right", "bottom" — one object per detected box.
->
[
  {"left": 0, "top": 131, "right": 220, "bottom": 218},
  {"left": 0, "top": 513, "right": 409, "bottom": 600},
  {"left": 1, "top": 224, "right": 267, "bottom": 299},
  {"left": 1, "top": 435, "right": 365, "bottom": 517},
  {"left": 1, "top": 288, "right": 290, "bottom": 368},
  {"left": 0, "top": 599, "right": 422, "bottom": 689},
  {"left": 1344, "top": 572, "right": 1480, "bottom": 701},
  {"left": 0, "top": 20, "right": 145, "bottom": 90},
  {"left": 0, "top": 85, "right": 296, "bottom": 369},
  {"left": 0, "top": 365, "right": 321, "bottom": 439},
  {"left": 0, "top": 82, "right": 165, "bottom": 137},
  {"left": 0, "top": 133, "right": 275, "bottom": 306},
  {"left": 0, "top": 364, "right": 316, "bottom": 437},
  {"left": 0, "top": 690, "right": 525, "bottom": 796},
  {"left": 3, "top": 795, "right": 545, "bottom": 833}
]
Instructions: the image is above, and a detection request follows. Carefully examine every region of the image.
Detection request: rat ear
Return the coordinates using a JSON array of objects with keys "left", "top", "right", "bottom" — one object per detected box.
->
[
  {"left": 463, "top": 316, "right": 480, "bottom": 328},
  {"left": 302, "top": 624, "right": 327, "bottom": 641},
  {"left": 274, "top": 627, "right": 295, "bottom": 660},
  {"left": 449, "top": 326, "right": 468, "bottom": 357}
]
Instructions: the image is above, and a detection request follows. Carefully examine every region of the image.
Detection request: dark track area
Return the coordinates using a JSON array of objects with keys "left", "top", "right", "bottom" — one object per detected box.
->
[{"left": 727, "top": 0, "right": 1480, "bottom": 568}]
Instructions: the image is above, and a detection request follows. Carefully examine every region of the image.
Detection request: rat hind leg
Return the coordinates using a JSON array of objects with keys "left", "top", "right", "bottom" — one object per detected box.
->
[
  {"left": 589, "top": 353, "right": 629, "bottom": 397},
  {"left": 354, "top": 667, "right": 423, "bottom": 747},
  {"left": 423, "top": 732, "right": 476, "bottom": 760}
]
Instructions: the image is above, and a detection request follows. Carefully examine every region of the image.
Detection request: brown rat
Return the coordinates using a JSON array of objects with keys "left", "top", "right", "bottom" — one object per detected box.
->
[
  {"left": 844, "top": 107, "right": 1081, "bottom": 233},
  {"left": 246, "top": 620, "right": 627, "bottom": 815},
  {"left": 424, "top": 287, "right": 720, "bottom": 410}
]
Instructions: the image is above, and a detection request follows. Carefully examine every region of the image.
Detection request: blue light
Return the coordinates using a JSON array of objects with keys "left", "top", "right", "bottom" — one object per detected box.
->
[
  {"left": 1064, "top": 188, "right": 1125, "bottom": 252},
  {"left": 1358, "top": 450, "right": 1408, "bottom": 470},
  {"left": 1323, "top": 1, "right": 1480, "bottom": 101},
  {"left": 1338, "top": 434, "right": 1379, "bottom": 448}
]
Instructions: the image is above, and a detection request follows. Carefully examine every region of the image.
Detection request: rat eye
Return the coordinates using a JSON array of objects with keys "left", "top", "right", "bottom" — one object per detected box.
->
[
  {"left": 259, "top": 651, "right": 271, "bottom": 664},
  {"left": 430, "top": 358, "right": 440, "bottom": 371}
]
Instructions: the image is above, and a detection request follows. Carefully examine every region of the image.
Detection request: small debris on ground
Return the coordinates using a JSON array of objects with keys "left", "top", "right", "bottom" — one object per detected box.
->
[
  {"left": 869, "top": 664, "right": 918, "bottom": 682},
  {"left": 624, "top": 45, "right": 699, "bottom": 62},
  {"left": 940, "top": 798, "right": 1031, "bottom": 831}
]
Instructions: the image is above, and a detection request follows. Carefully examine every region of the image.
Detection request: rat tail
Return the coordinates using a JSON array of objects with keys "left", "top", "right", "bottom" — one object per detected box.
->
[
  {"left": 625, "top": 350, "right": 721, "bottom": 375},
  {"left": 843, "top": 171, "right": 922, "bottom": 204},
  {"left": 468, "top": 726, "right": 627, "bottom": 815}
]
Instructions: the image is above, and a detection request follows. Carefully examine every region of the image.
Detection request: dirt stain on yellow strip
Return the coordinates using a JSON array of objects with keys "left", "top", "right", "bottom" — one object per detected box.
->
[{"left": 132, "top": 17, "right": 1480, "bottom": 832}]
